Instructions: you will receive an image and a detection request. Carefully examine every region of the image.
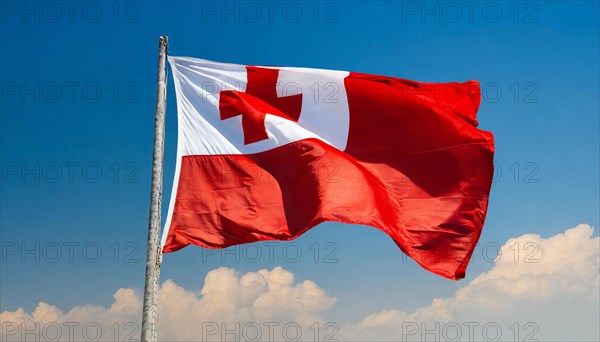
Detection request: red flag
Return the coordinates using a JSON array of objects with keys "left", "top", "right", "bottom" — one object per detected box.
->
[{"left": 162, "top": 57, "right": 494, "bottom": 280}]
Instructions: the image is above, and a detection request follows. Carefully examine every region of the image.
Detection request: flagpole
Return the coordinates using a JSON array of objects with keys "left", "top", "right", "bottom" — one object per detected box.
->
[{"left": 141, "top": 35, "right": 168, "bottom": 342}]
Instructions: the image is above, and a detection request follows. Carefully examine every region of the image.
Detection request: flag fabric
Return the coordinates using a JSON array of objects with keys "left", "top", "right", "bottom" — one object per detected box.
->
[{"left": 161, "top": 57, "right": 494, "bottom": 280}]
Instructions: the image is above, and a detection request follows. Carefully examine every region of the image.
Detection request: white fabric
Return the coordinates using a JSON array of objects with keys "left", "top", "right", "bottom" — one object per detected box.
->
[{"left": 168, "top": 56, "right": 350, "bottom": 155}]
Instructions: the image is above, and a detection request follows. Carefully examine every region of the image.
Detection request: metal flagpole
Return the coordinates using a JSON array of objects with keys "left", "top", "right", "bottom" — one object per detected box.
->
[{"left": 141, "top": 35, "right": 168, "bottom": 342}]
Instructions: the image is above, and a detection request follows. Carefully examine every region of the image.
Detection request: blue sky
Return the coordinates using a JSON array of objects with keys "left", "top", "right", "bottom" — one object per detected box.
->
[{"left": 1, "top": 1, "right": 599, "bottom": 340}]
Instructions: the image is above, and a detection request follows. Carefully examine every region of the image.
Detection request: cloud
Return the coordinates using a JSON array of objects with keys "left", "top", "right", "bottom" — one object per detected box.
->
[
  {"left": 339, "top": 224, "right": 600, "bottom": 341},
  {"left": 156, "top": 266, "right": 336, "bottom": 341},
  {"left": 1, "top": 224, "right": 598, "bottom": 341},
  {"left": 1, "top": 266, "right": 335, "bottom": 341}
]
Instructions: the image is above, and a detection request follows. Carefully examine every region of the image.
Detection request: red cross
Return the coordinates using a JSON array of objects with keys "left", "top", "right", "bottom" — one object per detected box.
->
[{"left": 219, "top": 66, "right": 303, "bottom": 145}]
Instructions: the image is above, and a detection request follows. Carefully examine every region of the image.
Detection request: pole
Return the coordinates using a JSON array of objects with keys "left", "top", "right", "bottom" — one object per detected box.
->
[{"left": 141, "top": 35, "right": 168, "bottom": 342}]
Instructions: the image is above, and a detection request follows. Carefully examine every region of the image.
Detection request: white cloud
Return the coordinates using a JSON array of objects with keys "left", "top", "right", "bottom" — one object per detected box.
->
[
  {"left": 156, "top": 266, "right": 336, "bottom": 341},
  {"left": 1, "top": 224, "right": 598, "bottom": 341},
  {"left": 1, "top": 266, "right": 335, "bottom": 341},
  {"left": 339, "top": 224, "right": 600, "bottom": 341}
]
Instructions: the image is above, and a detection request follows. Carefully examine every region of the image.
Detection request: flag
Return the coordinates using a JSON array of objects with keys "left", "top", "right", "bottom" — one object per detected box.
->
[{"left": 161, "top": 57, "right": 494, "bottom": 280}]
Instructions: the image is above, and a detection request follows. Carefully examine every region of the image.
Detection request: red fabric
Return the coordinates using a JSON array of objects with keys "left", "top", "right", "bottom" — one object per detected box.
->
[
  {"left": 163, "top": 72, "right": 494, "bottom": 280},
  {"left": 219, "top": 66, "right": 303, "bottom": 144}
]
